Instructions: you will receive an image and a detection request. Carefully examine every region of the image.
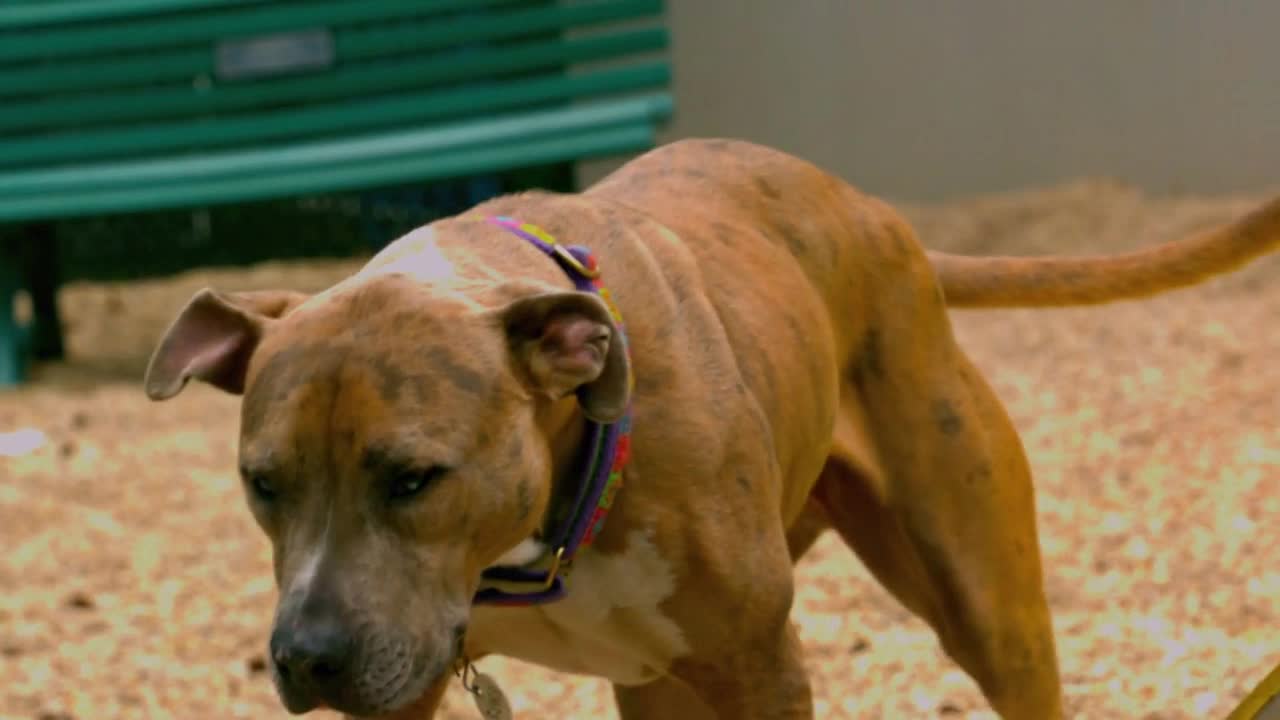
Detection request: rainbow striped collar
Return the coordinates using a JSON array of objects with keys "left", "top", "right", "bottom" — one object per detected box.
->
[{"left": 471, "top": 216, "right": 634, "bottom": 607}]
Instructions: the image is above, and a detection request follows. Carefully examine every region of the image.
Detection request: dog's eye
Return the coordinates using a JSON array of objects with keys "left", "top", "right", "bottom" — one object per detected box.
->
[
  {"left": 388, "top": 467, "right": 446, "bottom": 503},
  {"left": 247, "top": 474, "right": 277, "bottom": 502}
]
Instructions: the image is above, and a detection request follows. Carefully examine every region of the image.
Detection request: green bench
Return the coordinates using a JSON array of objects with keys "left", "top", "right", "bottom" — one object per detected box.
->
[{"left": 0, "top": 0, "right": 674, "bottom": 386}]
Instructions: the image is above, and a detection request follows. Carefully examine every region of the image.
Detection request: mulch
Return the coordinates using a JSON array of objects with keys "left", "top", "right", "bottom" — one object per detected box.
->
[{"left": 1, "top": 178, "right": 1277, "bottom": 719}]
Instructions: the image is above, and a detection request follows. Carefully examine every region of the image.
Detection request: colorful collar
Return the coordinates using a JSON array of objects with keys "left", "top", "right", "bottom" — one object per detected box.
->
[{"left": 471, "top": 216, "right": 634, "bottom": 607}]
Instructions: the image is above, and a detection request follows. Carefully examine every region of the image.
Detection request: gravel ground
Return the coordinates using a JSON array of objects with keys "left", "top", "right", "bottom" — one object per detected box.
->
[{"left": 1, "top": 179, "right": 1277, "bottom": 720}]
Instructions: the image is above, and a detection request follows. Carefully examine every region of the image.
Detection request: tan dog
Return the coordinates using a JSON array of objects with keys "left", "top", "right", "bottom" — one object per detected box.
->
[{"left": 143, "top": 139, "right": 1279, "bottom": 720}]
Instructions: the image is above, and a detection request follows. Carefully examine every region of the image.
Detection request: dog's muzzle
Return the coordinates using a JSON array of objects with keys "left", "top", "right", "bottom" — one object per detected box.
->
[{"left": 269, "top": 612, "right": 437, "bottom": 717}]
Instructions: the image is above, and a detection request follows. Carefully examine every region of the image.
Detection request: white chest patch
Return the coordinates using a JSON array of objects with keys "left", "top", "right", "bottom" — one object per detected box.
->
[{"left": 468, "top": 530, "right": 691, "bottom": 686}]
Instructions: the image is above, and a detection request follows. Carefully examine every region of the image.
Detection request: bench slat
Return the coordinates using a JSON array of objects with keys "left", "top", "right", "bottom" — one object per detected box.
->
[
  {"left": 0, "top": 123, "right": 657, "bottom": 222},
  {"left": 0, "top": 0, "right": 525, "bottom": 59},
  {"left": 2, "top": 26, "right": 667, "bottom": 133},
  {"left": 0, "top": 0, "right": 269, "bottom": 30},
  {"left": 0, "top": 47, "right": 208, "bottom": 98},
  {"left": 337, "top": 0, "right": 663, "bottom": 65},
  {"left": 0, "top": 62, "right": 671, "bottom": 169},
  {"left": 0, "top": 0, "right": 664, "bottom": 98},
  {"left": 0, "top": 95, "right": 671, "bottom": 196}
]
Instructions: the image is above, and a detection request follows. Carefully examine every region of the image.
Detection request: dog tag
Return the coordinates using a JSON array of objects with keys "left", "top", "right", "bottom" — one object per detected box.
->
[{"left": 468, "top": 670, "right": 513, "bottom": 720}]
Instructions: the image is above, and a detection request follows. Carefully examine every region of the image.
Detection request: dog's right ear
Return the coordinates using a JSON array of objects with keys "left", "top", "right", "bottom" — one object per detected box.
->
[
  {"left": 143, "top": 288, "right": 309, "bottom": 401},
  {"left": 498, "top": 290, "right": 631, "bottom": 423}
]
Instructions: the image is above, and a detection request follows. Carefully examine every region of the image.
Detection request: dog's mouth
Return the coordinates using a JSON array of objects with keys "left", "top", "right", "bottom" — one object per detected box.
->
[
  {"left": 274, "top": 658, "right": 452, "bottom": 719},
  {"left": 264, "top": 627, "right": 460, "bottom": 717},
  {"left": 346, "top": 660, "right": 456, "bottom": 720},
  {"left": 370, "top": 626, "right": 468, "bottom": 719},
  {"left": 271, "top": 624, "right": 466, "bottom": 719},
  {"left": 371, "top": 679, "right": 451, "bottom": 720}
]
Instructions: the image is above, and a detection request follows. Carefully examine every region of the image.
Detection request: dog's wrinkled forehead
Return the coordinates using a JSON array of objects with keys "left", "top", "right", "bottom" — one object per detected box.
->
[{"left": 239, "top": 278, "right": 507, "bottom": 455}]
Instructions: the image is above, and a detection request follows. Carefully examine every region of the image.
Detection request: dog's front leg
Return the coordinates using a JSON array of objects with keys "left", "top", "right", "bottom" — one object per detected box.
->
[
  {"left": 666, "top": 620, "right": 814, "bottom": 719},
  {"left": 646, "top": 543, "right": 813, "bottom": 719}
]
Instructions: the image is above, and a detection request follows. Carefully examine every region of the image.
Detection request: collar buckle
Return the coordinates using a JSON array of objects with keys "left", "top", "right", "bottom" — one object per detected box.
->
[
  {"left": 552, "top": 244, "right": 601, "bottom": 280},
  {"left": 542, "top": 546, "right": 567, "bottom": 590}
]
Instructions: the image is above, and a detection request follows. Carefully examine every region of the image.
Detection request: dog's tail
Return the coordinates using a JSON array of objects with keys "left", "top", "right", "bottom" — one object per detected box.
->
[{"left": 928, "top": 195, "right": 1280, "bottom": 308}]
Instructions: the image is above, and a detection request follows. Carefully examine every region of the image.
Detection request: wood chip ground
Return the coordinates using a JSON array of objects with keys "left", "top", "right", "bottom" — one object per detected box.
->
[{"left": 1, "top": 180, "right": 1277, "bottom": 719}]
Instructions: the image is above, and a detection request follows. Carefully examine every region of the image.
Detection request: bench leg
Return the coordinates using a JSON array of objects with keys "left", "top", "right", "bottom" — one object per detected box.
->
[
  {"left": 0, "top": 245, "right": 24, "bottom": 387},
  {"left": 21, "top": 223, "right": 64, "bottom": 361}
]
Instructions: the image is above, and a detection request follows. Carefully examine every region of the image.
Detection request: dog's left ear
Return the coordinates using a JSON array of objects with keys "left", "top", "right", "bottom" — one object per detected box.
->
[
  {"left": 144, "top": 288, "right": 310, "bottom": 401},
  {"left": 500, "top": 291, "right": 631, "bottom": 423}
]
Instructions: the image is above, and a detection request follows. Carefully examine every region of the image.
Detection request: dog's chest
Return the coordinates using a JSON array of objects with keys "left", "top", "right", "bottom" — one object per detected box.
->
[{"left": 468, "top": 530, "right": 690, "bottom": 686}]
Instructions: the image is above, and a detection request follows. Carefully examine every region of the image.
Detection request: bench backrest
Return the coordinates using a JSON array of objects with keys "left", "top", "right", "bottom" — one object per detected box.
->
[{"left": 0, "top": 0, "right": 672, "bottom": 172}]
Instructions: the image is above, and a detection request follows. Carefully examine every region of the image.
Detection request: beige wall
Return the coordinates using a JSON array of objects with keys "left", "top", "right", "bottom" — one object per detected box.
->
[{"left": 583, "top": 1, "right": 1280, "bottom": 202}]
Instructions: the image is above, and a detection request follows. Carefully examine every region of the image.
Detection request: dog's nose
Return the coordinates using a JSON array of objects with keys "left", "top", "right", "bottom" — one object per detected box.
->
[{"left": 270, "top": 615, "right": 354, "bottom": 697}]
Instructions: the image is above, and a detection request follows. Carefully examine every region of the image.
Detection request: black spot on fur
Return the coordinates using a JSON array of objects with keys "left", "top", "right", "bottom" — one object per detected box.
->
[
  {"left": 851, "top": 330, "right": 884, "bottom": 390},
  {"left": 710, "top": 221, "right": 738, "bottom": 247},
  {"left": 424, "top": 346, "right": 487, "bottom": 395},
  {"left": 783, "top": 312, "right": 825, "bottom": 392},
  {"left": 741, "top": 397, "right": 774, "bottom": 445},
  {"left": 933, "top": 399, "right": 964, "bottom": 436},
  {"left": 965, "top": 462, "right": 992, "bottom": 486},
  {"left": 362, "top": 354, "right": 411, "bottom": 405},
  {"left": 504, "top": 432, "right": 524, "bottom": 463},
  {"left": 780, "top": 229, "right": 807, "bottom": 259},
  {"left": 516, "top": 479, "right": 534, "bottom": 521},
  {"left": 886, "top": 221, "right": 918, "bottom": 259},
  {"left": 635, "top": 361, "right": 675, "bottom": 396},
  {"left": 784, "top": 313, "right": 807, "bottom": 346},
  {"left": 241, "top": 342, "right": 325, "bottom": 432},
  {"left": 737, "top": 474, "right": 751, "bottom": 491},
  {"left": 753, "top": 177, "right": 782, "bottom": 201},
  {"left": 737, "top": 345, "right": 774, "bottom": 398}
]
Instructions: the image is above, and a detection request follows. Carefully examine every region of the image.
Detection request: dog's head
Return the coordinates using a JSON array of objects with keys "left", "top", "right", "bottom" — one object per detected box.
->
[{"left": 144, "top": 270, "right": 629, "bottom": 717}]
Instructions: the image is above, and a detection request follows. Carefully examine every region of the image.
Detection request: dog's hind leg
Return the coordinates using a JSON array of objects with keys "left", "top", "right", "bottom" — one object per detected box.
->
[
  {"left": 786, "top": 497, "right": 831, "bottom": 562},
  {"left": 818, "top": 373, "right": 1062, "bottom": 718},
  {"left": 816, "top": 273, "right": 1064, "bottom": 718}
]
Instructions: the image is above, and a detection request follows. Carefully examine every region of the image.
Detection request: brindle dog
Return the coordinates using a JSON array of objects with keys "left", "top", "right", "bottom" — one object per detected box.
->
[{"left": 145, "top": 139, "right": 1279, "bottom": 719}]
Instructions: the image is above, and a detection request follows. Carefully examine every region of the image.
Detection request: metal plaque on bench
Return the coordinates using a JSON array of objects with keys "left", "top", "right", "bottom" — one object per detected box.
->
[{"left": 215, "top": 28, "right": 335, "bottom": 81}]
